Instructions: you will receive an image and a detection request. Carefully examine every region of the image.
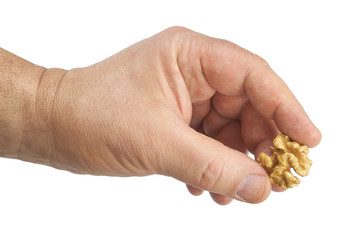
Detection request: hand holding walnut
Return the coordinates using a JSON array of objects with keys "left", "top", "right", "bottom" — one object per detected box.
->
[{"left": 0, "top": 27, "right": 321, "bottom": 205}]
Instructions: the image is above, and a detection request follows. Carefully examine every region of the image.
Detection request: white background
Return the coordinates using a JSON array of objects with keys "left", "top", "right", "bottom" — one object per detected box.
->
[{"left": 1, "top": 0, "right": 351, "bottom": 239}]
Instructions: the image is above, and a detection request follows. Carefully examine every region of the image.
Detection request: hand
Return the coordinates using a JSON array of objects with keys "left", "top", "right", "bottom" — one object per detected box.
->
[{"left": 18, "top": 27, "right": 321, "bottom": 204}]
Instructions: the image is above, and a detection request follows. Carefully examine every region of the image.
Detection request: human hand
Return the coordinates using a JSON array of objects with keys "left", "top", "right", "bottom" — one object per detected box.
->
[{"left": 18, "top": 27, "right": 321, "bottom": 204}]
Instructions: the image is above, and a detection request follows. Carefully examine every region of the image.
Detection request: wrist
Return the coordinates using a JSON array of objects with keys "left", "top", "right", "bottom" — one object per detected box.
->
[
  {"left": 18, "top": 68, "right": 68, "bottom": 164},
  {"left": 0, "top": 48, "right": 46, "bottom": 159}
]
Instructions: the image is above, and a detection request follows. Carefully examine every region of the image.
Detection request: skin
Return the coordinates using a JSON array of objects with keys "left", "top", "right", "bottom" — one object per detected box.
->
[{"left": 0, "top": 27, "right": 321, "bottom": 204}]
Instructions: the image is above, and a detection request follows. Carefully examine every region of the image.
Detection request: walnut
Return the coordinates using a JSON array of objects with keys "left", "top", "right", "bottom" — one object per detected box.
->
[{"left": 258, "top": 134, "right": 312, "bottom": 189}]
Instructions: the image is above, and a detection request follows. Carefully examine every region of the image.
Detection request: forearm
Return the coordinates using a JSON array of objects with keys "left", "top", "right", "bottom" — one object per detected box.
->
[{"left": 0, "top": 48, "right": 65, "bottom": 163}]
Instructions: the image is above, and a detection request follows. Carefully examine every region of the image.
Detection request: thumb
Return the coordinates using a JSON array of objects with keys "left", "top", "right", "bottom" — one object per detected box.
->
[{"left": 158, "top": 125, "right": 271, "bottom": 203}]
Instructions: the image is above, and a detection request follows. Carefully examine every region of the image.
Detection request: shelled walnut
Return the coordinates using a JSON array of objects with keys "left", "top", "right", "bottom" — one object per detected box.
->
[{"left": 258, "top": 134, "right": 312, "bottom": 189}]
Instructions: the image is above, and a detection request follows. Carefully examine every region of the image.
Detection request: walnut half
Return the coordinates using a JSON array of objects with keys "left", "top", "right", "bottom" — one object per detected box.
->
[{"left": 258, "top": 134, "right": 312, "bottom": 189}]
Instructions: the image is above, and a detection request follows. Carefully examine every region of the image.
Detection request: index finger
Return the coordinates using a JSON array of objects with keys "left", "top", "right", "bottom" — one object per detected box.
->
[
  {"left": 196, "top": 38, "right": 321, "bottom": 147},
  {"left": 243, "top": 64, "right": 321, "bottom": 147},
  {"left": 173, "top": 28, "right": 321, "bottom": 147}
]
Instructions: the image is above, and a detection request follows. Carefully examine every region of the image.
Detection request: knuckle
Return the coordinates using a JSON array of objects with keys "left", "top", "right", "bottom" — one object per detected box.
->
[
  {"left": 165, "top": 26, "right": 191, "bottom": 34},
  {"left": 198, "top": 157, "right": 224, "bottom": 191},
  {"left": 156, "top": 26, "right": 195, "bottom": 57},
  {"left": 161, "top": 26, "right": 194, "bottom": 42},
  {"left": 253, "top": 54, "right": 271, "bottom": 68}
]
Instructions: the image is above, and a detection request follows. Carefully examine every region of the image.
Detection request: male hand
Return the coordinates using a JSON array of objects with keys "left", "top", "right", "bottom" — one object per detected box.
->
[{"left": 17, "top": 27, "right": 321, "bottom": 204}]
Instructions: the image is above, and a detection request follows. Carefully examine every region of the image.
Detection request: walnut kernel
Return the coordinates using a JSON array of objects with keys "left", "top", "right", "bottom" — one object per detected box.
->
[{"left": 258, "top": 134, "right": 312, "bottom": 189}]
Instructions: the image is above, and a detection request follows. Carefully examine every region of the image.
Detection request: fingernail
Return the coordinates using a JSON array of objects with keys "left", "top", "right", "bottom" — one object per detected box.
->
[{"left": 235, "top": 175, "right": 266, "bottom": 203}]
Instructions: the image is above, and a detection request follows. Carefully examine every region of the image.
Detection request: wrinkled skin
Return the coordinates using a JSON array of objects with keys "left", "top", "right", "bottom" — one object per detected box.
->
[{"left": 1, "top": 27, "right": 321, "bottom": 204}]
